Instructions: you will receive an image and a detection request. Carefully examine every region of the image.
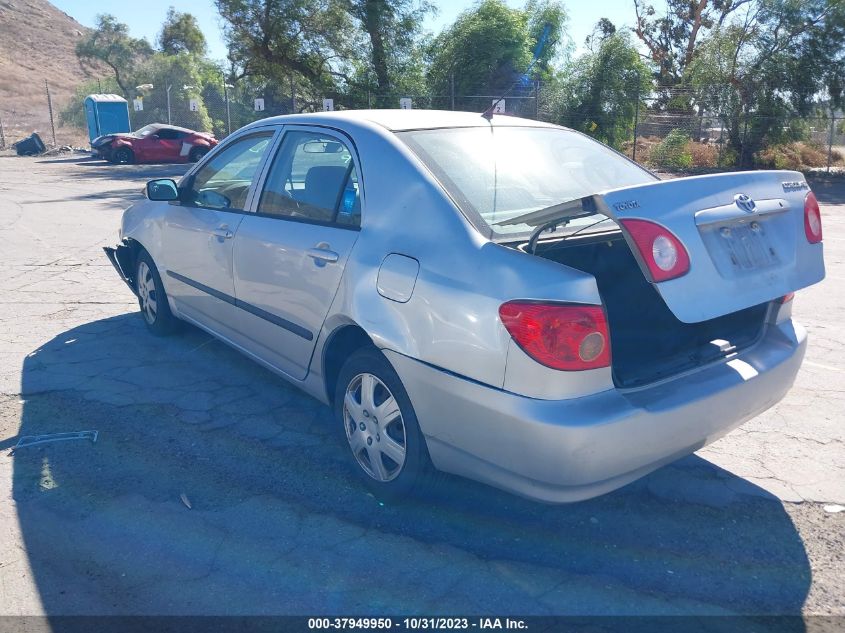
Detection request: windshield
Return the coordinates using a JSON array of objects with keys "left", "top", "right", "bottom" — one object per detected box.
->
[
  {"left": 135, "top": 125, "right": 160, "bottom": 138},
  {"left": 398, "top": 126, "right": 655, "bottom": 239}
]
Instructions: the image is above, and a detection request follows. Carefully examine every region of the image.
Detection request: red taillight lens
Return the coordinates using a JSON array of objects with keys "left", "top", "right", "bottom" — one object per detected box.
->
[
  {"left": 804, "top": 191, "right": 823, "bottom": 243},
  {"left": 619, "top": 219, "right": 690, "bottom": 282},
  {"left": 779, "top": 292, "right": 794, "bottom": 304},
  {"left": 498, "top": 302, "right": 611, "bottom": 371}
]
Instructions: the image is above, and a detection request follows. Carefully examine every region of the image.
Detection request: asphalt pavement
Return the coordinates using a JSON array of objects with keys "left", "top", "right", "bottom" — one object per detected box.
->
[{"left": 0, "top": 154, "right": 842, "bottom": 617}]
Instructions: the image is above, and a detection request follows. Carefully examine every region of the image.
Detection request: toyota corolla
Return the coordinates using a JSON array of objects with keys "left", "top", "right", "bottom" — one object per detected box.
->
[{"left": 104, "top": 110, "right": 825, "bottom": 503}]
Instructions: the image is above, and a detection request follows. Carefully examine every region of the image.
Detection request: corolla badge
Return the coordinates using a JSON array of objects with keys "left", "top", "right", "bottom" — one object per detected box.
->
[{"left": 734, "top": 193, "right": 756, "bottom": 213}]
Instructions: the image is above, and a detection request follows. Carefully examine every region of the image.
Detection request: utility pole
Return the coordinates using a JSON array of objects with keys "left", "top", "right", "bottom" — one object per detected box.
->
[{"left": 166, "top": 84, "right": 172, "bottom": 124}]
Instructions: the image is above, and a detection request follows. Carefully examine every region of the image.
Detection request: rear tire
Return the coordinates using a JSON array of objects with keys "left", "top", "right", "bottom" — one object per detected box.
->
[
  {"left": 334, "top": 347, "right": 435, "bottom": 502},
  {"left": 113, "top": 147, "right": 134, "bottom": 164},
  {"left": 135, "top": 251, "right": 178, "bottom": 336},
  {"left": 188, "top": 146, "right": 209, "bottom": 163}
]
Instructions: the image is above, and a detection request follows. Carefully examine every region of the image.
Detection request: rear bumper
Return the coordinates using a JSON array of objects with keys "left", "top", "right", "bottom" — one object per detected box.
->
[{"left": 385, "top": 319, "right": 807, "bottom": 503}]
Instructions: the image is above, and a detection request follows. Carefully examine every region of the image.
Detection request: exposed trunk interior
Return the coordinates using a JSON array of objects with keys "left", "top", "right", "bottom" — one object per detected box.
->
[{"left": 529, "top": 232, "right": 770, "bottom": 388}]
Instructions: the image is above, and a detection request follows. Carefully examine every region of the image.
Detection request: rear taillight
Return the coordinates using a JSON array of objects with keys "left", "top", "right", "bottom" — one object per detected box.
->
[
  {"left": 498, "top": 302, "right": 610, "bottom": 371},
  {"left": 619, "top": 219, "right": 690, "bottom": 282},
  {"left": 779, "top": 292, "right": 794, "bottom": 304},
  {"left": 804, "top": 191, "right": 823, "bottom": 243}
]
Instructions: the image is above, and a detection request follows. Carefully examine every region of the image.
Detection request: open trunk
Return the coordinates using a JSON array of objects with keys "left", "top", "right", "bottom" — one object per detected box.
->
[
  {"left": 532, "top": 232, "right": 770, "bottom": 388},
  {"left": 510, "top": 171, "right": 825, "bottom": 388}
]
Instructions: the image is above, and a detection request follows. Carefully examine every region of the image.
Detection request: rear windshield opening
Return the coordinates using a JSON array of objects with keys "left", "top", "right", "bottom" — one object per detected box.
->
[{"left": 398, "top": 126, "right": 655, "bottom": 241}]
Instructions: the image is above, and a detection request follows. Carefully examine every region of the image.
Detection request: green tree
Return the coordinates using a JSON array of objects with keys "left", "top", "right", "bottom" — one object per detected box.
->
[
  {"left": 215, "top": 0, "right": 362, "bottom": 107},
  {"left": 348, "top": 0, "right": 433, "bottom": 106},
  {"left": 426, "top": 0, "right": 567, "bottom": 106},
  {"left": 553, "top": 30, "right": 651, "bottom": 148},
  {"left": 76, "top": 14, "right": 154, "bottom": 97},
  {"left": 633, "top": 0, "right": 751, "bottom": 91},
  {"left": 159, "top": 7, "right": 207, "bottom": 56},
  {"left": 688, "top": 0, "right": 845, "bottom": 166},
  {"left": 129, "top": 53, "right": 217, "bottom": 132}
]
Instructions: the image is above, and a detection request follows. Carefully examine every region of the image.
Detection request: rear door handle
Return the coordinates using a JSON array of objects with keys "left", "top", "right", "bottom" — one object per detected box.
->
[
  {"left": 306, "top": 247, "right": 339, "bottom": 264},
  {"left": 212, "top": 227, "right": 234, "bottom": 239}
]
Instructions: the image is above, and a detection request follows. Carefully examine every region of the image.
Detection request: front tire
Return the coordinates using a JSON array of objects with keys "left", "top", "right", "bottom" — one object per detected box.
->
[
  {"left": 135, "top": 251, "right": 178, "bottom": 336},
  {"left": 113, "top": 147, "right": 134, "bottom": 164},
  {"left": 334, "top": 347, "right": 434, "bottom": 502}
]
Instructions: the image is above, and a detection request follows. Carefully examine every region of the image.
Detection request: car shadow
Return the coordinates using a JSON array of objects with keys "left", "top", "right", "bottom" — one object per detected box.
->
[
  {"left": 35, "top": 155, "right": 192, "bottom": 181},
  {"left": 10, "top": 313, "right": 811, "bottom": 616}
]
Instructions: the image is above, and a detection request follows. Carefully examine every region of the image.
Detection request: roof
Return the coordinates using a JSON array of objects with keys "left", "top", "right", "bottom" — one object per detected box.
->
[
  {"left": 252, "top": 109, "right": 558, "bottom": 132},
  {"left": 84, "top": 94, "right": 127, "bottom": 103},
  {"left": 139, "top": 123, "right": 198, "bottom": 134}
]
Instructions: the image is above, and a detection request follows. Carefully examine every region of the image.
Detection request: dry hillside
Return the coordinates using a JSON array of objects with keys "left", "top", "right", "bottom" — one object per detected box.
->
[{"left": 0, "top": 0, "right": 96, "bottom": 147}]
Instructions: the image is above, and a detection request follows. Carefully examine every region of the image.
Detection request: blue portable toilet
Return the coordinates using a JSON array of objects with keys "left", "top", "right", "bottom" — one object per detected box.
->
[{"left": 84, "top": 94, "right": 131, "bottom": 142}]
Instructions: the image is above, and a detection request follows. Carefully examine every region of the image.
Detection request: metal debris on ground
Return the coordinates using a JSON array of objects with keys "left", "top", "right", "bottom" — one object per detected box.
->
[{"left": 14, "top": 430, "right": 99, "bottom": 450}]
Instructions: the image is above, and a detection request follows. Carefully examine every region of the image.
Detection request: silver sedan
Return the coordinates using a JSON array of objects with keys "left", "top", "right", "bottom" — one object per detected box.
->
[{"left": 105, "top": 110, "right": 825, "bottom": 503}]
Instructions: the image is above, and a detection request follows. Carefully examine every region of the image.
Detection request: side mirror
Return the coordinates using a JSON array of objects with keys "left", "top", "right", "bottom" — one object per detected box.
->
[{"left": 146, "top": 178, "right": 179, "bottom": 201}]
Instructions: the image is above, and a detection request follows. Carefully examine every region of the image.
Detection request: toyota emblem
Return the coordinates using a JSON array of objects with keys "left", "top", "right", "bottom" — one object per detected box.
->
[{"left": 734, "top": 193, "right": 756, "bottom": 213}]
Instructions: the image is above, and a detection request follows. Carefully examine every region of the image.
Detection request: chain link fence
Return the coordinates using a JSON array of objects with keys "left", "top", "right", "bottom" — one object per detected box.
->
[
  {"left": 4, "top": 79, "right": 843, "bottom": 175},
  {"left": 122, "top": 81, "right": 543, "bottom": 138}
]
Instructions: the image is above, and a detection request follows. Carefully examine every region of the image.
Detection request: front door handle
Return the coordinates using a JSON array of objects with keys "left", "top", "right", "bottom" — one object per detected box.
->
[
  {"left": 306, "top": 246, "right": 339, "bottom": 264},
  {"left": 212, "top": 227, "right": 234, "bottom": 239}
]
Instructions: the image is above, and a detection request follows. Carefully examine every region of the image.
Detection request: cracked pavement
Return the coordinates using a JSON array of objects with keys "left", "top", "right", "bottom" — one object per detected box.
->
[{"left": 0, "top": 155, "right": 842, "bottom": 616}]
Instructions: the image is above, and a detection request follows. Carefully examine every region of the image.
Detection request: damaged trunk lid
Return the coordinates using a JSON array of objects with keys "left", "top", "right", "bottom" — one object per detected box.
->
[{"left": 594, "top": 170, "right": 825, "bottom": 323}]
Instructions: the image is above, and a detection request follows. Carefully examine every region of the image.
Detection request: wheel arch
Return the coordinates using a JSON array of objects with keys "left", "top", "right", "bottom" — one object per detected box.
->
[
  {"left": 115, "top": 237, "right": 148, "bottom": 288},
  {"left": 321, "top": 323, "right": 375, "bottom": 405}
]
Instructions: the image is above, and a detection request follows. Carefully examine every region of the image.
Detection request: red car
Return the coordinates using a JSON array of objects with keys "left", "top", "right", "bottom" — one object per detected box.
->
[{"left": 90, "top": 124, "right": 218, "bottom": 164}]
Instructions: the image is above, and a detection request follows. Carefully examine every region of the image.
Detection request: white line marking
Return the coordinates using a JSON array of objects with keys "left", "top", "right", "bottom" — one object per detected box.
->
[{"left": 805, "top": 360, "right": 843, "bottom": 372}]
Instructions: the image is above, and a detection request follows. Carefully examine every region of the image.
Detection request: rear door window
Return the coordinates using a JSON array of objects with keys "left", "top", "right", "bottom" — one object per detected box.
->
[{"left": 257, "top": 130, "right": 361, "bottom": 227}]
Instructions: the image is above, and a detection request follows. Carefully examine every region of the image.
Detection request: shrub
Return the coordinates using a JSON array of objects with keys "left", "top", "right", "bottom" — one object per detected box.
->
[
  {"left": 755, "top": 141, "right": 839, "bottom": 170},
  {"left": 649, "top": 129, "right": 693, "bottom": 169},
  {"left": 687, "top": 141, "right": 717, "bottom": 168}
]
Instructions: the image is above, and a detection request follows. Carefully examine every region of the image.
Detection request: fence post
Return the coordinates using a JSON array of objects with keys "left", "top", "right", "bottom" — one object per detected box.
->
[
  {"left": 535, "top": 80, "right": 540, "bottom": 119},
  {"left": 717, "top": 122, "right": 724, "bottom": 166},
  {"left": 290, "top": 75, "right": 296, "bottom": 114},
  {"left": 450, "top": 72, "right": 455, "bottom": 110},
  {"left": 631, "top": 74, "right": 640, "bottom": 162},
  {"left": 741, "top": 114, "right": 749, "bottom": 168},
  {"left": 223, "top": 82, "right": 232, "bottom": 137},
  {"left": 45, "top": 80, "right": 56, "bottom": 147},
  {"left": 827, "top": 111, "right": 835, "bottom": 174}
]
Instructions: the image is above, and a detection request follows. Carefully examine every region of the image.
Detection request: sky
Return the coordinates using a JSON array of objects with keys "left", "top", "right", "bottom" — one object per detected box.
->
[{"left": 50, "top": 0, "right": 636, "bottom": 64}]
